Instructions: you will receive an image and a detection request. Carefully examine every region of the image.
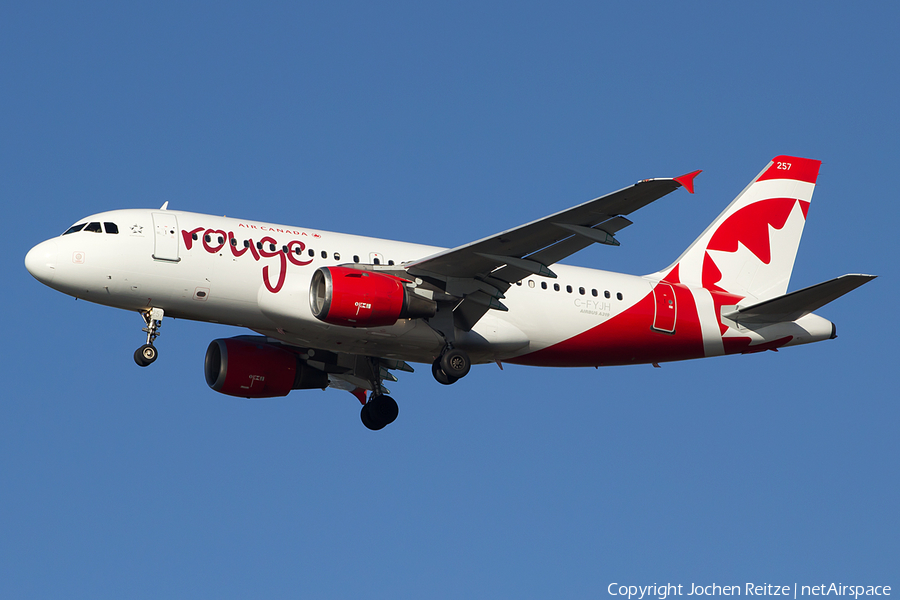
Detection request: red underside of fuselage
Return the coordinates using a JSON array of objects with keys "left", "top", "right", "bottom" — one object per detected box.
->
[
  {"left": 509, "top": 284, "right": 705, "bottom": 367},
  {"left": 508, "top": 282, "right": 781, "bottom": 368}
]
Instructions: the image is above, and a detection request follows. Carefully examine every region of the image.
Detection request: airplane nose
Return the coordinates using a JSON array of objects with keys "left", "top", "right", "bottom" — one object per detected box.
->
[{"left": 25, "top": 240, "right": 58, "bottom": 284}]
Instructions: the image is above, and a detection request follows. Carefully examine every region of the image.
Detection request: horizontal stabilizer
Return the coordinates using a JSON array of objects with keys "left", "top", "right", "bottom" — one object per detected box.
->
[{"left": 723, "top": 274, "right": 876, "bottom": 326}]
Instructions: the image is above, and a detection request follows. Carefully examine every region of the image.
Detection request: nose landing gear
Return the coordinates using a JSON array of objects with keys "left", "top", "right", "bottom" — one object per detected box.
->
[{"left": 134, "top": 308, "right": 164, "bottom": 367}]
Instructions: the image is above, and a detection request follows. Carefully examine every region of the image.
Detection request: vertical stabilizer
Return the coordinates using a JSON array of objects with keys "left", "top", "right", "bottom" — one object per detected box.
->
[{"left": 652, "top": 156, "right": 821, "bottom": 302}]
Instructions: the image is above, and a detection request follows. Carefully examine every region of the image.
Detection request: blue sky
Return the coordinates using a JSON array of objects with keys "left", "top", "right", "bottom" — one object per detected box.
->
[{"left": 2, "top": 2, "right": 897, "bottom": 598}]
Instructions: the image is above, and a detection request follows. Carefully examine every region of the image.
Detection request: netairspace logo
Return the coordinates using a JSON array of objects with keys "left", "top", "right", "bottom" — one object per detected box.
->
[{"left": 608, "top": 584, "right": 892, "bottom": 600}]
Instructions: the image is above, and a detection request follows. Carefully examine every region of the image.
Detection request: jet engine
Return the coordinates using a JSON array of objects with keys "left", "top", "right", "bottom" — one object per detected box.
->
[
  {"left": 205, "top": 336, "right": 328, "bottom": 398},
  {"left": 309, "top": 266, "right": 436, "bottom": 327}
]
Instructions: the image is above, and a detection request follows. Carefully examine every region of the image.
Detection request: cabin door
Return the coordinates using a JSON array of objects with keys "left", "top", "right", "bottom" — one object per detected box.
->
[
  {"left": 152, "top": 213, "right": 180, "bottom": 262},
  {"left": 652, "top": 282, "right": 676, "bottom": 333}
]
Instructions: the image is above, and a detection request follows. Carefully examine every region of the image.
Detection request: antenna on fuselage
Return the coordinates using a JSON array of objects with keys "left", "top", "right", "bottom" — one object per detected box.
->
[{"left": 159, "top": 201, "right": 169, "bottom": 210}]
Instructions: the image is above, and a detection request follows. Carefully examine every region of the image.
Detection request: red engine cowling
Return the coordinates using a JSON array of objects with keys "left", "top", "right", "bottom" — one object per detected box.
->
[
  {"left": 205, "top": 336, "right": 327, "bottom": 398},
  {"left": 309, "top": 266, "right": 436, "bottom": 327}
]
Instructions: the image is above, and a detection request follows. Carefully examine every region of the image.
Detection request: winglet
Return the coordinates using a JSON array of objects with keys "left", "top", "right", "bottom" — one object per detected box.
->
[{"left": 673, "top": 170, "right": 702, "bottom": 194}]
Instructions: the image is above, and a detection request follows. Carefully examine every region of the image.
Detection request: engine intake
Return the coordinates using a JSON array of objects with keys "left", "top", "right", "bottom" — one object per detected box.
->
[
  {"left": 205, "top": 336, "right": 329, "bottom": 398},
  {"left": 309, "top": 266, "right": 436, "bottom": 327}
]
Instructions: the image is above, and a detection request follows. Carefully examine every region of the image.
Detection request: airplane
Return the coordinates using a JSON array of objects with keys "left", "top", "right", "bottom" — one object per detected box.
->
[{"left": 24, "top": 155, "right": 875, "bottom": 430}]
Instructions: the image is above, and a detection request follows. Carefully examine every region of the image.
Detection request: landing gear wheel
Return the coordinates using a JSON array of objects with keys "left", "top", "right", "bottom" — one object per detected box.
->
[
  {"left": 134, "top": 344, "right": 158, "bottom": 367},
  {"left": 360, "top": 403, "right": 378, "bottom": 430},
  {"left": 360, "top": 395, "right": 399, "bottom": 430},
  {"left": 432, "top": 361, "right": 459, "bottom": 385},
  {"left": 439, "top": 348, "right": 470, "bottom": 379},
  {"left": 135, "top": 308, "right": 164, "bottom": 367}
]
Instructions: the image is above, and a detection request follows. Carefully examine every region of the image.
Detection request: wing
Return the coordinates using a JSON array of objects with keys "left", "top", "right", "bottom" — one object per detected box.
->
[{"left": 405, "top": 171, "right": 700, "bottom": 330}]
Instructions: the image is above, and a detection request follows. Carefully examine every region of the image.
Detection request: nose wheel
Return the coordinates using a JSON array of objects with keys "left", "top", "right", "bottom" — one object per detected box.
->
[
  {"left": 134, "top": 344, "right": 158, "bottom": 366},
  {"left": 134, "top": 308, "right": 164, "bottom": 367}
]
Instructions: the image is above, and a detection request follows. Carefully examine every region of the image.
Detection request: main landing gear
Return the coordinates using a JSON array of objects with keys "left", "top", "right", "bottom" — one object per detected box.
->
[
  {"left": 360, "top": 394, "right": 399, "bottom": 431},
  {"left": 134, "top": 307, "right": 164, "bottom": 367},
  {"left": 360, "top": 346, "right": 471, "bottom": 429},
  {"left": 431, "top": 346, "right": 471, "bottom": 385},
  {"left": 360, "top": 358, "right": 400, "bottom": 431}
]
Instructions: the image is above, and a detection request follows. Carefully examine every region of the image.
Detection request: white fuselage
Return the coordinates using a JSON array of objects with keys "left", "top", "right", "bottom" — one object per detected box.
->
[{"left": 25, "top": 208, "right": 836, "bottom": 369}]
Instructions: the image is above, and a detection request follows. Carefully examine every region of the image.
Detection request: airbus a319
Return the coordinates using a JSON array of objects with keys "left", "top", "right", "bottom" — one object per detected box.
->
[{"left": 25, "top": 156, "right": 874, "bottom": 429}]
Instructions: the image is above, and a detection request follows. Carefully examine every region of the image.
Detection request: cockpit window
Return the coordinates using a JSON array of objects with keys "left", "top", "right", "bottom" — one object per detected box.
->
[
  {"left": 63, "top": 223, "right": 86, "bottom": 235},
  {"left": 104, "top": 222, "right": 119, "bottom": 234},
  {"left": 84, "top": 222, "right": 102, "bottom": 233}
]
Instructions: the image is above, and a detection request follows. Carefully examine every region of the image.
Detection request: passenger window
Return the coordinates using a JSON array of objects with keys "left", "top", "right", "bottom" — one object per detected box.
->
[
  {"left": 334, "top": 252, "right": 341, "bottom": 261},
  {"left": 528, "top": 280, "right": 535, "bottom": 288},
  {"left": 84, "top": 222, "right": 102, "bottom": 233},
  {"left": 579, "top": 287, "right": 585, "bottom": 295},
  {"left": 63, "top": 223, "right": 86, "bottom": 235},
  {"left": 231, "top": 238, "right": 237, "bottom": 246},
  {"left": 604, "top": 291, "right": 611, "bottom": 299},
  {"left": 541, "top": 282, "right": 547, "bottom": 290},
  {"left": 353, "top": 255, "right": 360, "bottom": 263},
  {"left": 204, "top": 234, "right": 211, "bottom": 242},
  {"left": 388, "top": 260, "right": 394, "bottom": 266},
  {"left": 104, "top": 222, "right": 119, "bottom": 234},
  {"left": 566, "top": 285, "right": 572, "bottom": 293},
  {"left": 516, "top": 281, "right": 522, "bottom": 286},
  {"left": 256, "top": 242, "right": 262, "bottom": 249},
  {"left": 553, "top": 283, "right": 560, "bottom": 292},
  {"left": 243, "top": 240, "right": 250, "bottom": 248},
  {"left": 373, "top": 257, "right": 380, "bottom": 265},
  {"left": 321, "top": 251, "right": 327, "bottom": 259},
  {"left": 617, "top": 292, "right": 623, "bottom": 301},
  {"left": 269, "top": 243, "right": 276, "bottom": 252},
  {"left": 308, "top": 249, "right": 314, "bottom": 257},
  {"left": 592, "top": 289, "right": 598, "bottom": 297}
]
